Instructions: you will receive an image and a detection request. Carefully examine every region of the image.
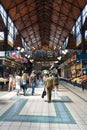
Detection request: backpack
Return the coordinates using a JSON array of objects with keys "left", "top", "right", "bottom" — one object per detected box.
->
[{"left": 31, "top": 75, "right": 36, "bottom": 83}]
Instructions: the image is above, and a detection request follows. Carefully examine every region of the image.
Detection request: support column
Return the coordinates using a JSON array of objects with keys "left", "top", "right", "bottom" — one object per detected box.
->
[
  {"left": 4, "top": 10, "right": 8, "bottom": 56},
  {"left": 81, "top": 12, "right": 86, "bottom": 54},
  {"left": 80, "top": 11, "right": 86, "bottom": 72}
]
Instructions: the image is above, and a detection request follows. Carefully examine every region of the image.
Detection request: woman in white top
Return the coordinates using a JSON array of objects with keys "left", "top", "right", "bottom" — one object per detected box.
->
[
  {"left": 15, "top": 72, "right": 22, "bottom": 95},
  {"left": 8, "top": 74, "right": 14, "bottom": 91}
]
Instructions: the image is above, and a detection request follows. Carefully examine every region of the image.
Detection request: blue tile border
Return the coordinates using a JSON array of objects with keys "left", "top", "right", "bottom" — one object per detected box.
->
[{"left": 0, "top": 94, "right": 76, "bottom": 124}]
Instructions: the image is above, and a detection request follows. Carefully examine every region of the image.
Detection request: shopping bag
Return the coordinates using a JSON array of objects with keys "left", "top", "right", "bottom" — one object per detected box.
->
[{"left": 41, "top": 89, "right": 46, "bottom": 98}]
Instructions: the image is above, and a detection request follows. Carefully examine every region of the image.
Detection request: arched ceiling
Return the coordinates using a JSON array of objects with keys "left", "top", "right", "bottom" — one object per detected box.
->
[{"left": 0, "top": 0, "right": 87, "bottom": 51}]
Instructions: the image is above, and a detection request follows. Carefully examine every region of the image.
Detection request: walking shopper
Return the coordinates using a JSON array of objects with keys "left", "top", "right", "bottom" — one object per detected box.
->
[
  {"left": 30, "top": 70, "right": 37, "bottom": 95},
  {"left": 15, "top": 72, "right": 21, "bottom": 95},
  {"left": 8, "top": 74, "right": 14, "bottom": 91},
  {"left": 22, "top": 72, "right": 28, "bottom": 95},
  {"left": 45, "top": 74, "right": 54, "bottom": 103}
]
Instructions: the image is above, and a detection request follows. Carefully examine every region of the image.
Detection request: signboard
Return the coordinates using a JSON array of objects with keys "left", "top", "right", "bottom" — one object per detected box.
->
[
  {"left": 77, "top": 54, "right": 87, "bottom": 60},
  {"left": 0, "top": 51, "right": 5, "bottom": 57},
  {"left": 71, "top": 55, "right": 76, "bottom": 62},
  {"left": 47, "top": 51, "right": 53, "bottom": 57},
  {"left": 33, "top": 50, "right": 57, "bottom": 59}
]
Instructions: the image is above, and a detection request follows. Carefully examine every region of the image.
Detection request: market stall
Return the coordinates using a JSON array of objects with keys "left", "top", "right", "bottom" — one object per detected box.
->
[{"left": 0, "top": 77, "right": 8, "bottom": 89}]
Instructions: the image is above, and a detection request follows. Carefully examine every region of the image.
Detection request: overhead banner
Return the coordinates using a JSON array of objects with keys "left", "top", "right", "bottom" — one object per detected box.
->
[
  {"left": 33, "top": 50, "right": 58, "bottom": 58},
  {"left": 77, "top": 54, "right": 87, "bottom": 60}
]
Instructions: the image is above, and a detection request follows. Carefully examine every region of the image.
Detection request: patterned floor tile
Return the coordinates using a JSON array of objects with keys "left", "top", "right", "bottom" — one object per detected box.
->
[{"left": 0, "top": 89, "right": 76, "bottom": 124}]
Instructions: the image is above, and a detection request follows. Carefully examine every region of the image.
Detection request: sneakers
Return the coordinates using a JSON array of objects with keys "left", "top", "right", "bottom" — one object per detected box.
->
[
  {"left": 17, "top": 92, "right": 19, "bottom": 96},
  {"left": 17, "top": 90, "right": 19, "bottom": 96}
]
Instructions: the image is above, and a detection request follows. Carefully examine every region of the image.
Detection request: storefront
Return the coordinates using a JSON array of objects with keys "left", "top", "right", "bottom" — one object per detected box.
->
[{"left": 0, "top": 51, "right": 27, "bottom": 89}]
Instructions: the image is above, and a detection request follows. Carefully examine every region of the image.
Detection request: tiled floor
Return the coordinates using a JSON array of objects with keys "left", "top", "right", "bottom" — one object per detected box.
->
[{"left": 0, "top": 80, "right": 87, "bottom": 130}]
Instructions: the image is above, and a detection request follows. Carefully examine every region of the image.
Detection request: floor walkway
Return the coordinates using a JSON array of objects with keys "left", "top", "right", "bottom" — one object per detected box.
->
[{"left": 0, "top": 80, "right": 87, "bottom": 130}]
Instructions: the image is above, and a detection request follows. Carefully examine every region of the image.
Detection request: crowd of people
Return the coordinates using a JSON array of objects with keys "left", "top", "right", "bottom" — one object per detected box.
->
[
  {"left": 8, "top": 70, "right": 37, "bottom": 96},
  {"left": 8, "top": 70, "right": 60, "bottom": 103},
  {"left": 8, "top": 72, "right": 29, "bottom": 96}
]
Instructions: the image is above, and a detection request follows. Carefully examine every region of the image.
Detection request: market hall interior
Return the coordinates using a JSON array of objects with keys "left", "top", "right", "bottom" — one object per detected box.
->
[{"left": 0, "top": 0, "right": 87, "bottom": 130}]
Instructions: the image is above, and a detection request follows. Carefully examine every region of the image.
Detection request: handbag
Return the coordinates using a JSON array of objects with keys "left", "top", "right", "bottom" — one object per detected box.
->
[{"left": 41, "top": 89, "right": 46, "bottom": 98}]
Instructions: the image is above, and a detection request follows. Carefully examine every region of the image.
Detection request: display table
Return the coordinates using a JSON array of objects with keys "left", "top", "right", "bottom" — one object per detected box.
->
[{"left": 0, "top": 78, "right": 8, "bottom": 89}]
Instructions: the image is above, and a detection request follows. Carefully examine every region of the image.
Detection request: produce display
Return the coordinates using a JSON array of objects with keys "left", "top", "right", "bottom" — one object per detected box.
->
[
  {"left": 0, "top": 78, "right": 8, "bottom": 82},
  {"left": 72, "top": 75, "right": 87, "bottom": 84}
]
